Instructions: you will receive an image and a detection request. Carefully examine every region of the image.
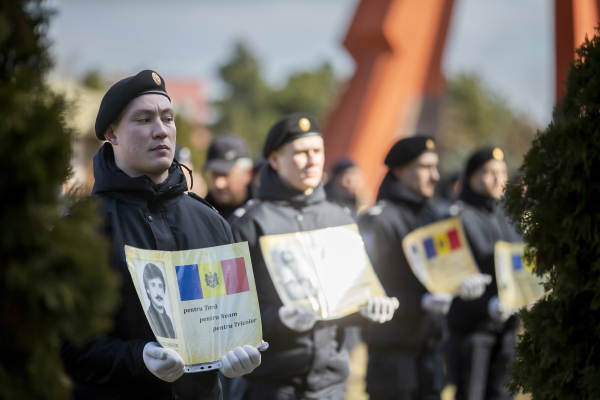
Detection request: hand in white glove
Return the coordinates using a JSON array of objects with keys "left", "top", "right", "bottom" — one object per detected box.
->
[
  {"left": 279, "top": 306, "right": 316, "bottom": 332},
  {"left": 360, "top": 296, "right": 400, "bottom": 323},
  {"left": 459, "top": 274, "right": 492, "bottom": 300},
  {"left": 143, "top": 342, "right": 185, "bottom": 383},
  {"left": 488, "top": 295, "right": 512, "bottom": 322},
  {"left": 421, "top": 293, "right": 453, "bottom": 315},
  {"left": 219, "top": 345, "right": 261, "bottom": 378}
]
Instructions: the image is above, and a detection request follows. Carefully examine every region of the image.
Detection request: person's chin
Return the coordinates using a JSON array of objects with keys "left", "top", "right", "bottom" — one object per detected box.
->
[{"left": 302, "top": 177, "right": 321, "bottom": 189}]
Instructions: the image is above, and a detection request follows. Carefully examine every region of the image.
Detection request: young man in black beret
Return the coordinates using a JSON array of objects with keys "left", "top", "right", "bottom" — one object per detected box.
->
[
  {"left": 324, "top": 158, "right": 362, "bottom": 217},
  {"left": 228, "top": 112, "right": 399, "bottom": 400},
  {"left": 358, "top": 136, "right": 491, "bottom": 400},
  {"left": 444, "top": 147, "right": 521, "bottom": 400},
  {"left": 60, "top": 70, "right": 261, "bottom": 400},
  {"left": 203, "top": 135, "right": 253, "bottom": 220}
]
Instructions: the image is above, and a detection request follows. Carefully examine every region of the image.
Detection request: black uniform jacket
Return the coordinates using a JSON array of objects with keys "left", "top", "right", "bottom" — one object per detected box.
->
[
  {"left": 205, "top": 189, "right": 252, "bottom": 221},
  {"left": 358, "top": 173, "right": 443, "bottom": 350},
  {"left": 61, "top": 143, "right": 234, "bottom": 400},
  {"left": 447, "top": 184, "right": 521, "bottom": 333},
  {"left": 228, "top": 167, "right": 359, "bottom": 394}
]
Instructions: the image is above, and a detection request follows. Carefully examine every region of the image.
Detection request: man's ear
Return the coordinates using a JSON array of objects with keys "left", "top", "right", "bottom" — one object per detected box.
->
[
  {"left": 104, "top": 125, "right": 118, "bottom": 144},
  {"left": 391, "top": 166, "right": 404, "bottom": 181},
  {"left": 268, "top": 152, "right": 279, "bottom": 172}
]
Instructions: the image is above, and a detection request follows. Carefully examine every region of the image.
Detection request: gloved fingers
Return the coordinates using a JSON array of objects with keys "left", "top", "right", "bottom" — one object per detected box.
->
[
  {"left": 482, "top": 274, "right": 493, "bottom": 284},
  {"left": 163, "top": 362, "right": 185, "bottom": 382},
  {"left": 391, "top": 297, "right": 400, "bottom": 310},
  {"left": 162, "top": 350, "right": 184, "bottom": 374},
  {"left": 226, "top": 350, "right": 244, "bottom": 373},
  {"left": 144, "top": 343, "right": 168, "bottom": 360},
  {"left": 219, "top": 355, "right": 234, "bottom": 377},
  {"left": 279, "top": 306, "right": 298, "bottom": 318},
  {"left": 243, "top": 345, "right": 261, "bottom": 366},
  {"left": 233, "top": 347, "right": 253, "bottom": 371}
]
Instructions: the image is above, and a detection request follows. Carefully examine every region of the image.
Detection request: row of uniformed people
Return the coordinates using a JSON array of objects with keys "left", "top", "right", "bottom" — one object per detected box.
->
[{"left": 61, "top": 70, "right": 519, "bottom": 400}]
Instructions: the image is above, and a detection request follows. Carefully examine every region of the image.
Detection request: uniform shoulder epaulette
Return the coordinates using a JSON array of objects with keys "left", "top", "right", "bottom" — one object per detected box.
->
[
  {"left": 366, "top": 200, "right": 387, "bottom": 216},
  {"left": 187, "top": 192, "right": 220, "bottom": 215},
  {"left": 229, "top": 199, "right": 262, "bottom": 224}
]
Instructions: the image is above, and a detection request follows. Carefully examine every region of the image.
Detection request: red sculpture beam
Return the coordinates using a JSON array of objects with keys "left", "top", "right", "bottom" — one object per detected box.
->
[
  {"left": 555, "top": 0, "right": 600, "bottom": 103},
  {"left": 323, "top": 0, "right": 456, "bottom": 195}
]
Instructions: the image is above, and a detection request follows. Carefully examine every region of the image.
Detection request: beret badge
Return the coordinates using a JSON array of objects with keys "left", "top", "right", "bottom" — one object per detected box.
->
[
  {"left": 492, "top": 148, "right": 504, "bottom": 161},
  {"left": 425, "top": 139, "right": 436, "bottom": 151},
  {"left": 152, "top": 72, "right": 161, "bottom": 86},
  {"left": 299, "top": 117, "right": 311, "bottom": 132}
]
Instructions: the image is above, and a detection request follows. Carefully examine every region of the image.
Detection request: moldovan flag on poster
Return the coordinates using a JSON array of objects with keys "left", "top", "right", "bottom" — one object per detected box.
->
[
  {"left": 495, "top": 241, "right": 545, "bottom": 310},
  {"left": 125, "top": 243, "right": 263, "bottom": 374},
  {"left": 402, "top": 217, "right": 480, "bottom": 294},
  {"left": 176, "top": 258, "right": 250, "bottom": 301}
]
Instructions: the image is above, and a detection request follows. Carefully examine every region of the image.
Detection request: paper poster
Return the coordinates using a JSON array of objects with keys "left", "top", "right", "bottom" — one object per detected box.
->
[
  {"left": 401, "top": 217, "right": 480, "bottom": 294},
  {"left": 495, "top": 241, "right": 545, "bottom": 310},
  {"left": 259, "top": 224, "right": 386, "bottom": 320},
  {"left": 125, "top": 242, "right": 263, "bottom": 373}
]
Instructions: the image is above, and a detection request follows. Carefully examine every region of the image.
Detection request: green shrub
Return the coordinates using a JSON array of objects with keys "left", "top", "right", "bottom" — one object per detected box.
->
[
  {"left": 504, "top": 28, "right": 600, "bottom": 400},
  {"left": 0, "top": 1, "right": 118, "bottom": 399}
]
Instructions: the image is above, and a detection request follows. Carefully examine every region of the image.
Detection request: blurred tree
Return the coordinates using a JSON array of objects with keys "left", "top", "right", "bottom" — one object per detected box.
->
[
  {"left": 211, "top": 42, "right": 340, "bottom": 157},
  {"left": 81, "top": 70, "right": 105, "bottom": 90},
  {"left": 0, "top": 1, "right": 118, "bottom": 399},
  {"left": 503, "top": 29, "right": 600, "bottom": 400},
  {"left": 437, "top": 73, "right": 537, "bottom": 175}
]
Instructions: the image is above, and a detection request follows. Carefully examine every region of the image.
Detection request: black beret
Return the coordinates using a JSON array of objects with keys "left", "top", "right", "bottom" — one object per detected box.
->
[
  {"left": 95, "top": 70, "right": 170, "bottom": 140},
  {"left": 332, "top": 158, "right": 356, "bottom": 176},
  {"left": 465, "top": 147, "right": 505, "bottom": 177},
  {"left": 384, "top": 136, "right": 436, "bottom": 168},
  {"left": 263, "top": 113, "right": 322, "bottom": 158}
]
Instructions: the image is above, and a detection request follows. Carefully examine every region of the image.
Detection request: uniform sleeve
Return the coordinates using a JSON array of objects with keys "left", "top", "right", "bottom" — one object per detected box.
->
[
  {"left": 60, "top": 335, "right": 154, "bottom": 384},
  {"left": 229, "top": 217, "right": 294, "bottom": 338},
  {"left": 358, "top": 212, "right": 424, "bottom": 317}
]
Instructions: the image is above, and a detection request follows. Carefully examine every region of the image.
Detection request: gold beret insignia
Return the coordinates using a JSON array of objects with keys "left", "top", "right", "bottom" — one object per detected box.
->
[
  {"left": 152, "top": 72, "right": 161, "bottom": 86},
  {"left": 425, "top": 139, "right": 436, "bottom": 151},
  {"left": 299, "top": 117, "right": 311, "bottom": 132},
  {"left": 492, "top": 148, "right": 504, "bottom": 161}
]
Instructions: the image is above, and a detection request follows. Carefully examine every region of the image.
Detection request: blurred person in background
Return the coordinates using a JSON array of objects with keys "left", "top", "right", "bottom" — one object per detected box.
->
[
  {"left": 324, "top": 158, "right": 362, "bottom": 217},
  {"left": 251, "top": 159, "right": 268, "bottom": 198},
  {"left": 228, "top": 113, "right": 399, "bottom": 400},
  {"left": 358, "top": 137, "right": 491, "bottom": 400},
  {"left": 433, "top": 171, "right": 462, "bottom": 217},
  {"left": 445, "top": 147, "right": 521, "bottom": 400},
  {"left": 203, "top": 135, "right": 253, "bottom": 220},
  {"left": 175, "top": 146, "right": 207, "bottom": 197},
  {"left": 60, "top": 70, "right": 260, "bottom": 400}
]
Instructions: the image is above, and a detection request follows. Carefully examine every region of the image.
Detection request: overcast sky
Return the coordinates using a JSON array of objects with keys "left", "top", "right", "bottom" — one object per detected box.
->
[{"left": 47, "top": 0, "right": 554, "bottom": 125}]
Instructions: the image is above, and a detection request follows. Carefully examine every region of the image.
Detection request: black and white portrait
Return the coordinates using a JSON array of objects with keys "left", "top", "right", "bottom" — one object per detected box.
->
[{"left": 136, "top": 261, "right": 176, "bottom": 339}]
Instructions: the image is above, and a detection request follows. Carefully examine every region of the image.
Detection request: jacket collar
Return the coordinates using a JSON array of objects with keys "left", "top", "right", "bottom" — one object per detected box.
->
[
  {"left": 377, "top": 171, "right": 428, "bottom": 213},
  {"left": 257, "top": 166, "right": 326, "bottom": 207},
  {"left": 459, "top": 183, "right": 497, "bottom": 212},
  {"left": 91, "top": 143, "right": 188, "bottom": 205}
]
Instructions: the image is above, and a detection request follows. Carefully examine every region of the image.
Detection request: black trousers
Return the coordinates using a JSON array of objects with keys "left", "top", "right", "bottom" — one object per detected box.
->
[
  {"left": 366, "top": 343, "right": 445, "bottom": 400},
  {"left": 240, "top": 380, "right": 345, "bottom": 400},
  {"left": 445, "top": 330, "right": 516, "bottom": 400}
]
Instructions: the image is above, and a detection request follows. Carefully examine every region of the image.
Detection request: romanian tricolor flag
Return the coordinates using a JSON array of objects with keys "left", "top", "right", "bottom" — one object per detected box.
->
[
  {"left": 176, "top": 257, "right": 250, "bottom": 301},
  {"left": 423, "top": 228, "right": 462, "bottom": 259}
]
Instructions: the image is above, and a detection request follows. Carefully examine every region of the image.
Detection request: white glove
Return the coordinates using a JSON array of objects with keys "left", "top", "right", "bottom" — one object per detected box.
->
[
  {"left": 360, "top": 296, "right": 400, "bottom": 323},
  {"left": 143, "top": 342, "right": 185, "bottom": 383},
  {"left": 488, "top": 295, "right": 512, "bottom": 322},
  {"left": 279, "top": 306, "right": 316, "bottom": 332},
  {"left": 459, "top": 274, "right": 492, "bottom": 300},
  {"left": 421, "top": 293, "right": 453, "bottom": 315},
  {"left": 219, "top": 345, "right": 261, "bottom": 378}
]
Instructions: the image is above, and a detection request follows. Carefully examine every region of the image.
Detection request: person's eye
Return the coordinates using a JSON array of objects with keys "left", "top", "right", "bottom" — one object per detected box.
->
[{"left": 137, "top": 118, "right": 150, "bottom": 123}]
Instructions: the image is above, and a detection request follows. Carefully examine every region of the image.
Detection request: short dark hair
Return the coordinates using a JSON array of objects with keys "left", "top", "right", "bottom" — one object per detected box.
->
[{"left": 143, "top": 263, "right": 165, "bottom": 292}]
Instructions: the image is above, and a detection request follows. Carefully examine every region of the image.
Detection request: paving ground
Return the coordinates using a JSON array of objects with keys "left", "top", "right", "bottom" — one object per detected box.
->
[{"left": 345, "top": 343, "right": 531, "bottom": 400}]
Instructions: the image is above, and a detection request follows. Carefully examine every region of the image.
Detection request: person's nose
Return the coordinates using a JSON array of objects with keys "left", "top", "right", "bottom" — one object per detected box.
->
[
  {"left": 214, "top": 175, "right": 228, "bottom": 189},
  {"left": 431, "top": 167, "right": 441, "bottom": 183},
  {"left": 152, "top": 117, "right": 168, "bottom": 139}
]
